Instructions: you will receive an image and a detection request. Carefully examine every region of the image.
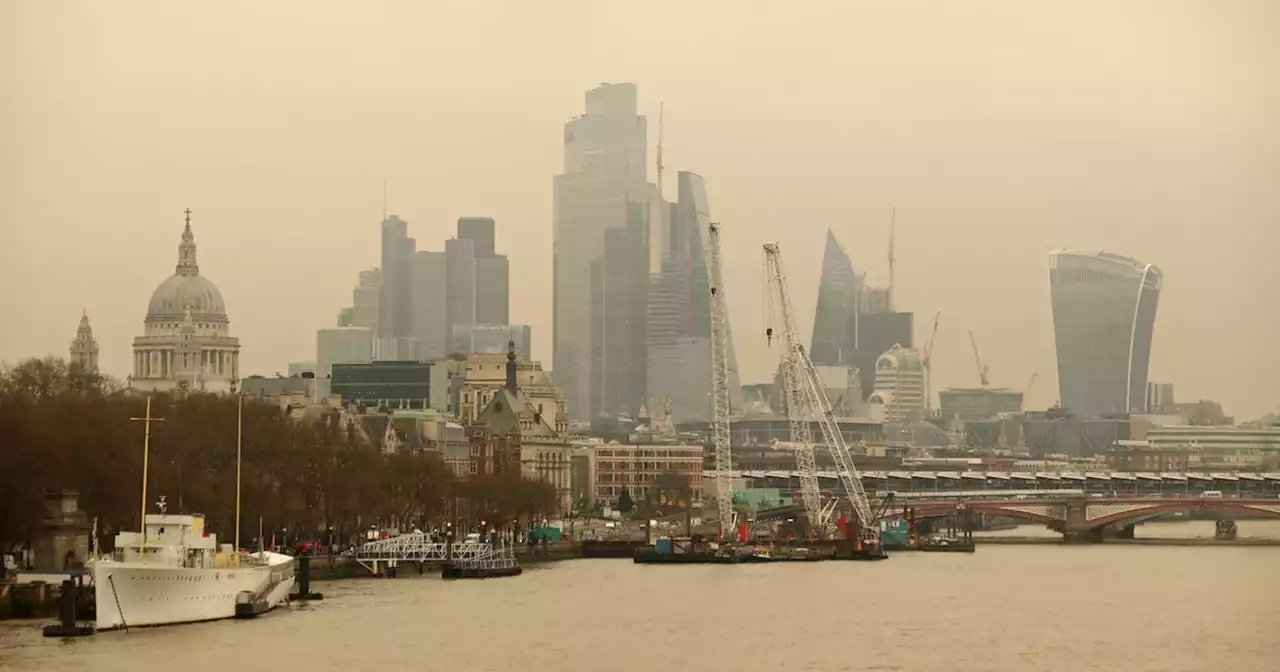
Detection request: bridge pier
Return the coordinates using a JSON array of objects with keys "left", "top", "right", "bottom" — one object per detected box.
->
[{"left": 1061, "top": 497, "right": 1100, "bottom": 543}]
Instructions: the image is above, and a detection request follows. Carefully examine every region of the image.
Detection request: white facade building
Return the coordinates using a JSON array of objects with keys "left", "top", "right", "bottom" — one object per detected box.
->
[
  {"left": 131, "top": 212, "right": 240, "bottom": 394},
  {"left": 1147, "top": 425, "right": 1280, "bottom": 470},
  {"left": 870, "top": 345, "right": 925, "bottom": 422}
]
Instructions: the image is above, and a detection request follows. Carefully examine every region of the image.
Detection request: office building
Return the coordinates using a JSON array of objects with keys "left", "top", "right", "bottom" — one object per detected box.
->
[
  {"left": 330, "top": 360, "right": 439, "bottom": 410},
  {"left": 1049, "top": 250, "right": 1161, "bottom": 417},
  {"left": 809, "top": 229, "right": 860, "bottom": 367},
  {"left": 646, "top": 171, "right": 743, "bottom": 422},
  {"left": 869, "top": 345, "right": 925, "bottom": 422},
  {"left": 554, "top": 82, "right": 651, "bottom": 421},
  {"left": 316, "top": 326, "right": 373, "bottom": 399},
  {"left": 451, "top": 323, "right": 532, "bottom": 360},
  {"left": 457, "top": 217, "right": 510, "bottom": 325},
  {"left": 938, "top": 387, "right": 1024, "bottom": 422},
  {"left": 411, "top": 250, "right": 447, "bottom": 360},
  {"left": 592, "top": 200, "right": 650, "bottom": 419},
  {"left": 378, "top": 215, "right": 416, "bottom": 340},
  {"left": 337, "top": 268, "right": 381, "bottom": 331}
]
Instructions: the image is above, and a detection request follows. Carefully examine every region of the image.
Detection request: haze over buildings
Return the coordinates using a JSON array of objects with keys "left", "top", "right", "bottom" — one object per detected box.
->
[{"left": 4, "top": 2, "right": 1277, "bottom": 418}]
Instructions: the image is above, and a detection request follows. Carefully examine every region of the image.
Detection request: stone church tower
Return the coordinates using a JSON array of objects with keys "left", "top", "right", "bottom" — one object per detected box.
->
[{"left": 69, "top": 309, "right": 99, "bottom": 372}]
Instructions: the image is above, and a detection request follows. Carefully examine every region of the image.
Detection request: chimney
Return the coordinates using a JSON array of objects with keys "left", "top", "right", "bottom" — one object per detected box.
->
[{"left": 505, "top": 340, "right": 517, "bottom": 393}]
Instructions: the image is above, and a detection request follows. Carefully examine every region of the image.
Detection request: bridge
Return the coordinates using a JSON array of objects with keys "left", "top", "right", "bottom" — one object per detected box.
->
[
  {"left": 879, "top": 496, "right": 1280, "bottom": 542},
  {"left": 708, "top": 469, "right": 1280, "bottom": 498},
  {"left": 341, "top": 534, "right": 493, "bottom": 574}
]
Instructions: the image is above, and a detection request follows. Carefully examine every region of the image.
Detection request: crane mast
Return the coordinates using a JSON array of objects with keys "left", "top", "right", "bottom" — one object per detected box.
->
[
  {"left": 794, "top": 354, "right": 875, "bottom": 527},
  {"left": 764, "top": 243, "right": 876, "bottom": 532},
  {"left": 762, "top": 244, "right": 823, "bottom": 533},
  {"left": 707, "top": 222, "right": 736, "bottom": 541}
]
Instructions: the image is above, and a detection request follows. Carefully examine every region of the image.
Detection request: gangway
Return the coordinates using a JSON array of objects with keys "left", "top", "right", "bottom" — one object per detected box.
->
[{"left": 341, "top": 532, "right": 493, "bottom": 574}]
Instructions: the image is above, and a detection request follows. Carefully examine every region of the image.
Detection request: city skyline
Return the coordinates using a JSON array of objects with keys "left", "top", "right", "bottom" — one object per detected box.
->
[{"left": 4, "top": 2, "right": 1276, "bottom": 418}]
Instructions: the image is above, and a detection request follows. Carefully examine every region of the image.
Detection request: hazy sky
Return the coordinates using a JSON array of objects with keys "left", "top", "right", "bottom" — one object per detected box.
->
[{"left": 3, "top": 1, "right": 1277, "bottom": 418}]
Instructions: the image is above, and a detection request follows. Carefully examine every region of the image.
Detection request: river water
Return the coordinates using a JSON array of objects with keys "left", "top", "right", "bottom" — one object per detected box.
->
[{"left": 3, "top": 521, "right": 1278, "bottom": 671}]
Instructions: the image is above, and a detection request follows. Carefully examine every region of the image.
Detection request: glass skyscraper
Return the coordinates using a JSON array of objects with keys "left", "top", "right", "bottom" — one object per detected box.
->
[{"left": 1049, "top": 250, "right": 1162, "bottom": 417}]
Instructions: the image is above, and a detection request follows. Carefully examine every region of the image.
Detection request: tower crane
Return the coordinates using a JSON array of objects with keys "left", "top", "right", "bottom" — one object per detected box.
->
[
  {"left": 763, "top": 244, "right": 823, "bottom": 533},
  {"left": 763, "top": 243, "right": 876, "bottom": 538},
  {"left": 968, "top": 330, "right": 990, "bottom": 387},
  {"left": 706, "top": 222, "right": 736, "bottom": 542},
  {"left": 921, "top": 310, "right": 941, "bottom": 413},
  {"left": 1024, "top": 372, "right": 1039, "bottom": 409}
]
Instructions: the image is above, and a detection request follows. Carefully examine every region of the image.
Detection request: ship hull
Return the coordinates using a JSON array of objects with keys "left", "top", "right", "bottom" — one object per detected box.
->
[{"left": 93, "top": 555, "right": 294, "bottom": 630}]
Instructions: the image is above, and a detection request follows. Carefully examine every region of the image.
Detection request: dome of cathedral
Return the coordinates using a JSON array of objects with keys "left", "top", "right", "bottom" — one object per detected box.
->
[
  {"left": 147, "top": 274, "right": 227, "bottom": 320},
  {"left": 144, "top": 211, "right": 229, "bottom": 322}
]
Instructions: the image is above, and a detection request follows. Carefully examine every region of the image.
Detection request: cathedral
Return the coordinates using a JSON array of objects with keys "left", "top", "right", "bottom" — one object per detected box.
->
[{"left": 130, "top": 210, "right": 241, "bottom": 394}]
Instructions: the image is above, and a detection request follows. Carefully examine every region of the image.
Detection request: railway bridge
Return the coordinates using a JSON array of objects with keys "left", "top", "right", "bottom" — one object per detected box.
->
[{"left": 879, "top": 495, "right": 1280, "bottom": 542}]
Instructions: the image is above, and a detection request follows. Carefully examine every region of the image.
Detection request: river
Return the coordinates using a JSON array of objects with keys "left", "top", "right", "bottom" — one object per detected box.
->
[{"left": 3, "top": 521, "right": 1278, "bottom": 671}]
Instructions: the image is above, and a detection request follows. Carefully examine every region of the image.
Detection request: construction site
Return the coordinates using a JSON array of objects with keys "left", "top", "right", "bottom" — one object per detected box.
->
[{"left": 633, "top": 222, "right": 899, "bottom": 564}]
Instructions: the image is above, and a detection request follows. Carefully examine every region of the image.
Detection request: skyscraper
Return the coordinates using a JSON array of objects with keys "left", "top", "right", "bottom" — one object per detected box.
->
[
  {"left": 338, "top": 268, "right": 380, "bottom": 330},
  {"left": 412, "top": 250, "right": 447, "bottom": 359},
  {"left": 445, "top": 236, "right": 477, "bottom": 346},
  {"left": 1049, "top": 250, "right": 1161, "bottom": 417},
  {"left": 554, "top": 83, "right": 650, "bottom": 421},
  {"left": 378, "top": 215, "right": 415, "bottom": 340},
  {"left": 456, "top": 217, "right": 509, "bottom": 326},
  {"left": 646, "top": 171, "right": 744, "bottom": 422},
  {"left": 809, "top": 229, "right": 860, "bottom": 367},
  {"left": 591, "top": 200, "right": 650, "bottom": 419}
]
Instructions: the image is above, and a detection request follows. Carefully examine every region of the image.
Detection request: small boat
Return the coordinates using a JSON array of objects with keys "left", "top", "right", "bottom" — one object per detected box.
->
[{"left": 918, "top": 535, "right": 976, "bottom": 553}]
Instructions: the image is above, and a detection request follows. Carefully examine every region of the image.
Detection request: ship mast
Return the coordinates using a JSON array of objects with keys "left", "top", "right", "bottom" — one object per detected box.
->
[
  {"left": 129, "top": 397, "right": 164, "bottom": 561},
  {"left": 235, "top": 392, "right": 243, "bottom": 554}
]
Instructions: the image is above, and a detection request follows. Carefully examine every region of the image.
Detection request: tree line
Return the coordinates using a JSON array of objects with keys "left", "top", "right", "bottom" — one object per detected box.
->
[{"left": 0, "top": 357, "right": 558, "bottom": 552}]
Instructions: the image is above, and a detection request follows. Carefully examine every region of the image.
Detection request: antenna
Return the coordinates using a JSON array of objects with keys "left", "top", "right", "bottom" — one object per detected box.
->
[
  {"left": 887, "top": 207, "right": 897, "bottom": 312},
  {"left": 656, "top": 102, "right": 665, "bottom": 198},
  {"left": 382, "top": 179, "right": 388, "bottom": 220}
]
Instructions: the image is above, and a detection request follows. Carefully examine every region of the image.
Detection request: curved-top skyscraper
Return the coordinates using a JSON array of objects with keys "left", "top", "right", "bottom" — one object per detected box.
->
[{"left": 1049, "top": 250, "right": 1162, "bottom": 417}]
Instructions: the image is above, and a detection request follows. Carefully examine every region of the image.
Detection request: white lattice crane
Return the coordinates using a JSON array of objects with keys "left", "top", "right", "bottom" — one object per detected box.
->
[
  {"left": 921, "top": 309, "right": 941, "bottom": 413},
  {"left": 763, "top": 244, "right": 823, "bottom": 533},
  {"left": 763, "top": 243, "right": 876, "bottom": 534},
  {"left": 968, "top": 330, "right": 990, "bottom": 387},
  {"left": 707, "top": 222, "right": 736, "bottom": 542}
]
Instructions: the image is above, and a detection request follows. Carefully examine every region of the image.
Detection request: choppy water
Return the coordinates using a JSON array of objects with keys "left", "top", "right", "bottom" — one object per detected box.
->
[{"left": 3, "top": 521, "right": 1278, "bottom": 671}]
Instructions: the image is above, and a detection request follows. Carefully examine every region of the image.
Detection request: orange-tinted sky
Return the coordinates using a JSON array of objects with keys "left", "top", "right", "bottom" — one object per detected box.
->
[{"left": 2, "top": 0, "right": 1276, "bottom": 418}]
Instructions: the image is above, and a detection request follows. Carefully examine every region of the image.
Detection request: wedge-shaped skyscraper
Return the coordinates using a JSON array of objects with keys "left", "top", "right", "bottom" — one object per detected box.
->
[
  {"left": 1049, "top": 250, "right": 1161, "bottom": 417},
  {"left": 809, "top": 229, "right": 861, "bottom": 366}
]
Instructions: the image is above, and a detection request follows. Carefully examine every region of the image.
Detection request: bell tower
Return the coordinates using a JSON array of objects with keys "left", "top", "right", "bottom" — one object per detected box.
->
[{"left": 69, "top": 309, "right": 100, "bottom": 372}]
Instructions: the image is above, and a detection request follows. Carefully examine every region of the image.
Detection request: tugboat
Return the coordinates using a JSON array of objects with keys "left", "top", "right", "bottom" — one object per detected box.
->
[{"left": 1214, "top": 520, "right": 1238, "bottom": 541}]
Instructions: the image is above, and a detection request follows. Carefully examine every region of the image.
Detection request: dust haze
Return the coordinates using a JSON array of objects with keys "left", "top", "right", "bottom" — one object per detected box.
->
[{"left": 1, "top": 0, "right": 1276, "bottom": 417}]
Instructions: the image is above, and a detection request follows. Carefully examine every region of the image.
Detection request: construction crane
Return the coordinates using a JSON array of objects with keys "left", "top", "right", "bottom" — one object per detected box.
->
[
  {"left": 707, "top": 222, "right": 736, "bottom": 542},
  {"left": 763, "top": 244, "right": 823, "bottom": 533},
  {"left": 763, "top": 243, "right": 875, "bottom": 536},
  {"left": 921, "top": 309, "right": 941, "bottom": 413},
  {"left": 968, "top": 331, "right": 990, "bottom": 387},
  {"left": 1024, "top": 372, "right": 1039, "bottom": 408}
]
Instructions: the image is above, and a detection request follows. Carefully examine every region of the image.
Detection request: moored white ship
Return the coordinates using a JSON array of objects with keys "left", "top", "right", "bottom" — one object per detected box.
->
[
  {"left": 93, "top": 508, "right": 295, "bottom": 630},
  {"left": 92, "top": 395, "right": 295, "bottom": 631}
]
